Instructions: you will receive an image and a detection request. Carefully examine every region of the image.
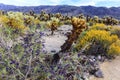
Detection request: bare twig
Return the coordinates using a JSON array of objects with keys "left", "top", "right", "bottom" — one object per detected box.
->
[
  {"left": 80, "top": 43, "right": 92, "bottom": 53},
  {"left": 25, "top": 54, "right": 32, "bottom": 80}
]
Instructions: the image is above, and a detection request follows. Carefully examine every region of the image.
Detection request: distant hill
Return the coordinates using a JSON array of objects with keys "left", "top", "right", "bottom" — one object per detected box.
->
[{"left": 0, "top": 3, "right": 120, "bottom": 19}]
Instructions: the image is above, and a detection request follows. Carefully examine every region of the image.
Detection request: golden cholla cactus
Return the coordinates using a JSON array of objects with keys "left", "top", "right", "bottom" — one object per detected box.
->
[
  {"left": 93, "top": 16, "right": 99, "bottom": 23},
  {"left": 0, "top": 12, "right": 27, "bottom": 30},
  {"left": 7, "top": 17, "right": 26, "bottom": 30},
  {"left": 40, "top": 10, "right": 46, "bottom": 16},
  {"left": 60, "top": 17, "right": 86, "bottom": 52},
  {"left": 0, "top": 10, "right": 5, "bottom": 15},
  {"left": 34, "top": 18, "right": 41, "bottom": 25},
  {"left": 112, "top": 19, "right": 119, "bottom": 25},
  {"left": 77, "top": 14, "right": 85, "bottom": 19},
  {"left": 24, "top": 15, "right": 34, "bottom": 26},
  {"left": 46, "top": 17, "right": 60, "bottom": 35},
  {"left": 55, "top": 13, "right": 62, "bottom": 18},
  {"left": 71, "top": 17, "right": 86, "bottom": 30}
]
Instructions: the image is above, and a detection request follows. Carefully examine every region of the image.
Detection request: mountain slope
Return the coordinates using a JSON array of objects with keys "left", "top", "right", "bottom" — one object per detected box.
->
[{"left": 0, "top": 3, "right": 120, "bottom": 19}]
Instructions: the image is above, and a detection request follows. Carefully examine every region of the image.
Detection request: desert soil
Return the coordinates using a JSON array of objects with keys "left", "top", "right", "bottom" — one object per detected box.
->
[
  {"left": 42, "top": 25, "right": 72, "bottom": 53},
  {"left": 90, "top": 56, "right": 120, "bottom": 80}
]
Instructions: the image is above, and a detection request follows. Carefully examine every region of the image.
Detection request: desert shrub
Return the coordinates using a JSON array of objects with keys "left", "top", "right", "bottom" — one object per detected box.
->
[
  {"left": 0, "top": 23, "right": 27, "bottom": 40},
  {"left": 108, "top": 40, "right": 120, "bottom": 56},
  {"left": 0, "top": 14, "right": 27, "bottom": 31},
  {"left": 0, "top": 30, "right": 45, "bottom": 80},
  {"left": 110, "top": 26, "right": 120, "bottom": 38},
  {"left": 0, "top": 30, "right": 88, "bottom": 80},
  {"left": 90, "top": 23, "right": 111, "bottom": 31},
  {"left": 0, "top": 11, "right": 49, "bottom": 79},
  {"left": 75, "top": 30, "right": 120, "bottom": 56},
  {"left": 0, "top": 12, "right": 42, "bottom": 33},
  {"left": 0, "top": 15, "right": 9, "bottom": 24}
]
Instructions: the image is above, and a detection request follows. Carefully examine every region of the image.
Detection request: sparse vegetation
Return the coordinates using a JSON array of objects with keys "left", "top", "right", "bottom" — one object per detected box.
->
[{"left": 0, "top": 10, "right": 120, "bottom": 80}]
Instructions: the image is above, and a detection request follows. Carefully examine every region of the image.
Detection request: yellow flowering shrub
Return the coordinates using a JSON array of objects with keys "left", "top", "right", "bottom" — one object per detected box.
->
[
  {"left": 76, "top": 30, "right": 118, "bottom": 48},
  {"left": 34, "top": 18, "right": 41, "bottom": 25},
  {"left": 75, "top": 30, "right": 119, "bottom": 56},
  {"left": 0, "top": 13, "right": 27, "bottom": 30},
  {"left": 0, "top": 15, "right": 9, "bottom": 24},
  {"left": 90, "top": 23, "right": 111, "bottom": 31},
  {"left": 108, "top": 43, "right": 120, "bottom": 55}
]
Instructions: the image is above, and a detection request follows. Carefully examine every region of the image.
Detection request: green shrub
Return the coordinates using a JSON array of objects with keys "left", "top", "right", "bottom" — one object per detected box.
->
[{"left": 110, "top": 26, "right": 120, "bottom": 38}]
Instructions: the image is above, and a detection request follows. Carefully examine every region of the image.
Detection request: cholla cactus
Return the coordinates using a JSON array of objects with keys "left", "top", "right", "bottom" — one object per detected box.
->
[
  {"left": 77, "top": 14, "right": 85, "bottom": 19},
  {"left": 46, "top": 17, "right": 60, "bottom": 35},
  {"left": 0, "top": 12, "right": 27, "bottom": 30},
  {"left": 86, "top": 15, "right": 91, "bottom": 22},
  {"left": 29, "top": 10, "right": 35, "bottom": 16},
  {"left": 44, "top": 14, "right": 50, "bottom": 21},
  {"left": 40, "top": 10, "right": 46, "bottom": 16},
  {"left": 93, "top": 16, "right": 99, "bottom": 23},
  {"left": 71, "top": 17, "right": 86, "bottom": 30},
  {"left": 112, "top": 19, "right": 119, "bottom": 25},
  {"left": 61, "top": 17, "right": 86, "bottom": 52},
  {"left": 24, "top": 15, "right": 34, "bottom": 26},
  {"left": 102, "top": 16, "right": 119, "bottom": 25},
  {"left": 0, "top": 10, "right": 5, "bottom": 15},
  {"left": 39, "top": 10, "right": 50, "bottom": 21},
  {"left": 55, "top": 13, "right": 62, "bottom": 18}
]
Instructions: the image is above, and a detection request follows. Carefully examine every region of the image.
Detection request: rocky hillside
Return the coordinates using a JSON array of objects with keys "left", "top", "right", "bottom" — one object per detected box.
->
[{"left": 0, "top": 3, "right": 120, "bottom": 19}]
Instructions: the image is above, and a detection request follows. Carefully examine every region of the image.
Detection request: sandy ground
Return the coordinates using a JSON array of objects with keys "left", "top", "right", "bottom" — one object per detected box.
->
[
  {"left": 90, "top": 56, "right": 120, "bottom": 80},
  {"left": 42, "top": 34, "right": 67, "bottom": 52},
  {"left": 42, "top": 25, "right": 72, "bottom": 53},
  {"left": 42, "top": 25, "right": 120, "bottom": 80}
]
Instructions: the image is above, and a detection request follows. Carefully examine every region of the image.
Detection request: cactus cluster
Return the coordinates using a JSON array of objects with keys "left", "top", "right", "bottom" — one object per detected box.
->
[
  {"left": 102, "top": 16, "right": 118, "bottom": 25},
  {"left": 46, "top": 17, "right": 60, "bottom": 35},
  {"left": 60, "top": 17, "right": 86, "bottom": 52},
  {"left": 77, "top": 14, "right": 120, "bottom": 26}
]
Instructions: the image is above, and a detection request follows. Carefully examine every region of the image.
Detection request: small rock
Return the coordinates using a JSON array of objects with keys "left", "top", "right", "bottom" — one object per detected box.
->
[
  {"left": 83, "top": 72, "right": 90, "bottom": 80},
  {"left": 94, "top": 69, "right": 103, "bottom": 78},
  {"left": 89, "top": 60, "right": 95, "bottom": 66},
  {"left": 51, "top": 50, "right": 56, "bottom": 53},
  {"left": 89, "top": 69, "right": 97, "bottom": 75},
  {"left": 101, "top": 56, "right": 105, "bottom": 62},
  {"left": 98, "top": 55, "right": 102, "bottom": 60}
]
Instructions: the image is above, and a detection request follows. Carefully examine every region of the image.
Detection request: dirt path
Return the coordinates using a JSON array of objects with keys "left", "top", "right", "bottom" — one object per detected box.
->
[{"left": 90, "top": 56, "right": 120, "bottom": 80}]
